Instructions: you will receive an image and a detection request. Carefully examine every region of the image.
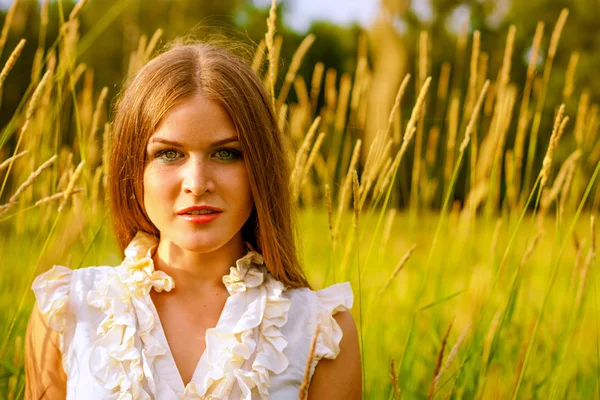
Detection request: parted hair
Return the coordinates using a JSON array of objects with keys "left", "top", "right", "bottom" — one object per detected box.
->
[{"left": 108, "top": 42, "right": 310, "bottom": 289}]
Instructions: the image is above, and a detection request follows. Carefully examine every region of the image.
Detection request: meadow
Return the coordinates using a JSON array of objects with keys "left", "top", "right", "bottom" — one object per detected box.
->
[{"left": 1, "top": 0, "right": 599, "bottom": 398}]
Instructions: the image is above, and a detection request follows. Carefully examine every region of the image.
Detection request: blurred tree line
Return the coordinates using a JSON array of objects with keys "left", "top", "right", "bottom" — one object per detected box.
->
[
  {"left": 0, "top": 0, "right": 361, "bottom": 127},
  {"left": 0, "top": 0, "right": 598, "bottom": 209}
]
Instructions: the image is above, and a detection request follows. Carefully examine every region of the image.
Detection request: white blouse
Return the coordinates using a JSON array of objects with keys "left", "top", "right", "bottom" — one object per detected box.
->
[{"left": 31, "top": 232, "right": 353, "bottom": 399}]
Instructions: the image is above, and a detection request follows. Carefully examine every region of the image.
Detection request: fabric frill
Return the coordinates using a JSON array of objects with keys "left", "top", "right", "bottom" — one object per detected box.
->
[
  {"left": 309, "top": 282, "right": 354, "bottom": 380},
  {"left": 32, "top": 231, "right": 293, "bottom": 400},
  {"left": 31, "top": 264, "right": 73, "bottom": 356}
]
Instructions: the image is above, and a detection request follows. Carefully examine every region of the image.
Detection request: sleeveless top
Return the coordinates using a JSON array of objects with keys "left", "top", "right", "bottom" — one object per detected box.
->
[{"left": 31, "top": 232, "right": 353, "bottom": 399}]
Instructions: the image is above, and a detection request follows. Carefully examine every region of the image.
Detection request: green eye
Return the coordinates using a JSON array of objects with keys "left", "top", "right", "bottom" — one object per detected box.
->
[
  {"left": 214, "top": 149, "right": 241, "bottom": 161},
  {"left": 155, "top": 149, "right": 182, "bottom": 162}
]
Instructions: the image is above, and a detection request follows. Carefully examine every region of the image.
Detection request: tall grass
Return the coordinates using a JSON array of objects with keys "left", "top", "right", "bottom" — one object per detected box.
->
[{"left": 1, "top": 2, "right": 599, "bottom": 399}]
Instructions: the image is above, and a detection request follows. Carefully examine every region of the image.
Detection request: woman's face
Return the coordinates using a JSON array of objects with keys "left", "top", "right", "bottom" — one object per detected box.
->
[{"left": 143, "top": 91, "right": 254, "bottom": 253}]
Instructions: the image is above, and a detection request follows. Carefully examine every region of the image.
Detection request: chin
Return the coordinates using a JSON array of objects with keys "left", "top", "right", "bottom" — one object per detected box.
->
[{"left": 170, "top": 230, "right": 237, "bottom": 254}]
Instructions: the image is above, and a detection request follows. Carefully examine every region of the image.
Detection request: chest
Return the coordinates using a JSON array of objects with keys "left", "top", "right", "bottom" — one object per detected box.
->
[{"left": 150, "top": 292, "right": 227, "bottom": 386}]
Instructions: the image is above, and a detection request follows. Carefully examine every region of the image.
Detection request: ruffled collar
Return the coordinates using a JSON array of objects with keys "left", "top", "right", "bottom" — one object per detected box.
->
[{"left": 86, "top": 231, "right": 291, "bottom": 399}]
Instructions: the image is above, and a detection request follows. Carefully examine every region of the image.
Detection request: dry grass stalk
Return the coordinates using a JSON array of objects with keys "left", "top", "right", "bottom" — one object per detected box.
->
[
  {"left": 411, "top": 32, "right": 429, "bottom": 210},
  {"left": 58, "top": 160, "right": 86, "bottom": 213},
  {"left": 373, "top": 157, "right": 392, "bottom": 197},
  {"left": 299, "top": 132, "right": 326, "bottom": 190},
  {"left": 540, "top": 149, "right": 581, "bottom": 212},
  {"left": 291, "top": 117, "right": 321, "bottom": 189},
  {"left": 489, "top": 219, "right": 503, "bottom": 264},
  {"left": 325, "top": 184, "right": 334, "bottom": 243},
  {"left": 309, "top": 62, "right": 324, "bottom": 117},
  {"left": 251, "top": 39, "right": 266, "bottom": 73},
  {"left": 519, "top": 231, "right": 544, "bottom": 269},
  {"left": 377, "top": 152, "right": 403, "bottom": 199},
  {"left": 438, "top": 62, "right": 452, "bottom": 105},
  {"left": 465, "top": 30, "right": 480, "bottom": 116},
  {"left": 434, "top": 322, "right": 472, "bottom": 391},
  {"left": 324, "top": 68, "right": 338, "bottom": 122},
  {"left": 291, "top": 119, "right": 322, "bottom": 200},
  {"left": 562, "top": 51, "right": 580, "bottom": 101},
  {"left": 403, "top": 77, "right": 431, "bottom": 148},
  {"left": 514, "top": 22, "right": 544, "bottom": 191},
  {"left": 34, "top": 188, "right": 83, "bottom": 207},
  {"left": 144, "top": 28, "right": 163, "bottom": 61},
  {"left": 265, "top": 0, "right": 278, "bottom": 101},
  {"left": 102, "top": 122, "right": 111, "bottom": 190},
  {"left": 574, "top": 216, "right": 595, "bottom": 312},
  {"left": 497, "top": 25, "right": 516, "bottom": 100},
  {"left": 0, "top": 155, "right": 57, "bottom": 216},
  {"left": 381, "top": 208, "right": 397, "bottom": 251},
  {"left": 359, "top": 138, "right": 392, "bottom": 209},
  {"left": 539, "top": 104, "right": 568, "bottom": 190},
  {"left": 0, "top": 150, "right": 28, "bottom": 173},
  {"left": 378, "top": 244, "right": 417, "bottom": 297},
  {"left": 357, "top": 73, "right": 370, "bottom": 129},
  {"left": 57, "top": 150, "right": 74, "bottom": 191},
  {"left": 569, "top": 233, "right": 585, "bottom": 293},
  {"left": 390, "top": 359, "right": 400, "bottom": 399},
  {"left": 276, "top": 34, "right": 315, "bottom": 108},
  {"left": 558, "top": 159, "right": 576, "bottom": 224},
  {"left": 0, "top": 0, "right": 18, "bottom": 58},
  {"left": 0, "top": 39, "right": 26, "bottom": 92},
  {"left": 583, "top": 104, "right": 598, "bottom": 153},
  {"left": 298, "top": 324, "right": 320, "bottom": 400},
  {"left": 482, "top": 311, "right": 501, "bottom": 367},
  {"left": 91, "top": 166, "right": 102, "bottom": 212},
  {"left": 505, "top": 150, "right": 517, "bottom": 208},
  {"left": 272, "top": 35, "right": 283, "bottom": 84},
  {"left": 333, "top": 140, "right": 362, "bottom": 236},
  {"left": 37, "top": 0, "right": 50, "bottom": 46},
  {"left": 477, "top": 52, "right": 489, "bottom": 94},
  {"left": 573, "top": 90, "right": 590, "bottom": 147},
  {"left": 68, "top": 0, "right": 88, "bottom": 22},
  {"left": 89, "top": 86, "right": 109, "bottom": 139},
  {"left": 350, "top": 57, "right": 367, "bottom": 112},
  {"left": 352, "top": 169, "right": 359, "bottom": 229},
  {"left": 25, "top": 69, "right": 52, "bottom": 122},
  {"left": 489, "top": 87, "right": 517, "bottom": 210},
  {"left": 334, "top": 74, "right": 352, "bottom": 134},
  {"left": 444, "top": 94, "right": 460, "bottom": 181},
  {"left": 426, "top": 126, "right": 440, "bottom": 167},
  {"left": 277, "top": 103, "right": 288, "bottom": 134},
  {"left": 361, "top": 74, "right": 410, "bottom": 186},
  {"left": 428, "top": 318, "right": 454, "bottom": 399},
  {"left": 523, "top": 10, "right": 569, "bottom": 198},
  {"left": 459, "top": 80, "right": 490, "bottom": 153},
  {"left": 293, "top": 77, "right": 309, "bottom": 118}
]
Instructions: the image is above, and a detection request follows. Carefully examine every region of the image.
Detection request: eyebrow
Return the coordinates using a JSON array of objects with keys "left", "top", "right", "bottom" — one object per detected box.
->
[{"left": 148, "top": 136, "right": 240, "bottom": 147}]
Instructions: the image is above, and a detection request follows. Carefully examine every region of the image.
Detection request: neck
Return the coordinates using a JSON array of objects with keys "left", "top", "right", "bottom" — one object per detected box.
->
[{"left": 152, "top": 235, "right": 247, "bottom": 297}]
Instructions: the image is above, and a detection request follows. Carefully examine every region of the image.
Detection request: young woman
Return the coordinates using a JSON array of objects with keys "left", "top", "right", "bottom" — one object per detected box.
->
[{"left": 25, "top": 42, "right": 362, "bottom": 399}]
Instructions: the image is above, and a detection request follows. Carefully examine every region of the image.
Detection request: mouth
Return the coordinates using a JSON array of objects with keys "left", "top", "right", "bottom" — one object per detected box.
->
[
  {"left": 180, "top": 209, "right": 221, "bottom": 215},
  {"left": 177, "top": 206, "right": 223, "bottom": 215}
]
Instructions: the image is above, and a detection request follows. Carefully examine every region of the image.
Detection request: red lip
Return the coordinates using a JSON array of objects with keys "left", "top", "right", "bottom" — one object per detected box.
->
[{"left": 177, "top": 205, "right": 223, "bottom": 215}]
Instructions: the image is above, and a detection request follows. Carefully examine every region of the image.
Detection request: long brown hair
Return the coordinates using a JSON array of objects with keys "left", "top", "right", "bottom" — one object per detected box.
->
[{"left": 108, "top": 43, "right": 309, "bottom": 289}]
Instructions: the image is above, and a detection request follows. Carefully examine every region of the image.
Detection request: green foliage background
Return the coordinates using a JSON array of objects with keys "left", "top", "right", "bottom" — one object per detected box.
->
[{"left": 1, "top": 0, "right": 600, "bottom": 399}]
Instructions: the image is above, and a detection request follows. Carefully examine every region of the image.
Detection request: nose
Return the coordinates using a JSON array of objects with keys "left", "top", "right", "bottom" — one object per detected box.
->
[{"left": 181, "top": 158, "right": 215, "bottom": 196}]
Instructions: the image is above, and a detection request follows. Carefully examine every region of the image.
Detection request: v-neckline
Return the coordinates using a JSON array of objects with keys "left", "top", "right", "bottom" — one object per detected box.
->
[{"left": 147, "top": 289, "right": 231, "bottom": 395}]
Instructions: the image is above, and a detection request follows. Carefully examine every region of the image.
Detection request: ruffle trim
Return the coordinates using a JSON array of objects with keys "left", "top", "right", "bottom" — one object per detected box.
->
[
  {"left": 86, "top": 231, "right": 174, "bottom": 399},
  {"left": 31, "top": 265, "right": 73, "bottom": 354},
  {"left": 83, "top": 231, "right": 290, "bottom": 400},
  {"left": 188, "top": 246, "right": 291, "bottom": 400},
  {"left": 309, "top": 282, "right": 354, "bottom": 380}
]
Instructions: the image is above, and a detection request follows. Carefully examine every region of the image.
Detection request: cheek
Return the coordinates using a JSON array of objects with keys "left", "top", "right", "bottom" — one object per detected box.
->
[{"left": 143, "top": 166, "right": 175, "bottom": 208}]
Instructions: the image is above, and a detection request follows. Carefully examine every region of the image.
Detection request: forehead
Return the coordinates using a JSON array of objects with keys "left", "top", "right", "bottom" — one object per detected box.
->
[{"left": 148, "top": 92, "right": 238, "bottom": 145}]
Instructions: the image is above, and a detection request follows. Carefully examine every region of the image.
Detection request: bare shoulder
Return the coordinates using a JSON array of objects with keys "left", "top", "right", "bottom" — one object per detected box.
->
[
  {"left": 25, "top": 303, "right": 67, "bottom": 399},
  {"left": 307, "top": 310, "right": 362, "bottom": 399}
]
